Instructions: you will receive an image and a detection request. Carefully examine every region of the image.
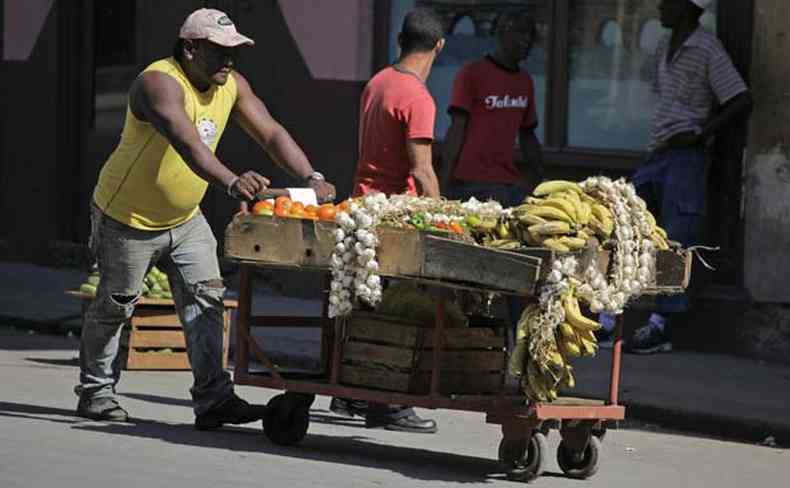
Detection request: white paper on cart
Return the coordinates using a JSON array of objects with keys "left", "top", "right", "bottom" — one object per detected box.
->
[{"left": 286, "top": 188, "right": 318, "bottom": 206}]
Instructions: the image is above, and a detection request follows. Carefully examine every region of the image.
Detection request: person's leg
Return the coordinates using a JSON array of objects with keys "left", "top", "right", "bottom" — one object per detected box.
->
[
  {"left": 627, "top": 148, "right": 705, "bottom": 354},
  {"left": 165, "top": 211, "right": 266, "bottom": 429},
  {"left": 77, "top": 206, "right": 163, "bottom": 420}
]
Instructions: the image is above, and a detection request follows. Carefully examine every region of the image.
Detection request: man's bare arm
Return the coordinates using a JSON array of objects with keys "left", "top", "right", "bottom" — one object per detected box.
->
[
  {"left": 130, "top": 71, "right": 268, "bottom": 200},
  {"left": 407, "top": 138, "right": 440, "bottom": 198},
  {"left": 517, "top": 128, "right": 544, "bottom": 184},
  {"left": 231, "top": 72, "right": 335, "bottom": 201},
  {"left": 440, "top": 111, "right": 469, "bottom": 192}
]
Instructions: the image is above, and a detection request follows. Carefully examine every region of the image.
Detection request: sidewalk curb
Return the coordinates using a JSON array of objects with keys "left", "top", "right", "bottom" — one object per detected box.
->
[{"left": 622, "top": 401, "right": 788, "bottom": 447}]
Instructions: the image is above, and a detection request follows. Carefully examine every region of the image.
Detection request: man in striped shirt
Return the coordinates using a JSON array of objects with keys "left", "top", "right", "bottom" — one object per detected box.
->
[{"left": 622, "top": 0, "right": 753, "bottom": 354}]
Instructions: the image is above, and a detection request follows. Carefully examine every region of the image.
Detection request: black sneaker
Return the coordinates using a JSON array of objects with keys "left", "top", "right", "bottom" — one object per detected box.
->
[
  {"left": 329, "top": 397, "right": 368, "bottom": 418},
  {"left": 625, "top": 325, "right": 672, "bottom": 354},
  {"left": 76, "top": 396, "right": 129, "bottom": 422},
  {"left": 194, "top": 393, "right": 268, "bottom": 431},
  {"left": 366, "top": 412, "right": 438, "bottom": 434}
]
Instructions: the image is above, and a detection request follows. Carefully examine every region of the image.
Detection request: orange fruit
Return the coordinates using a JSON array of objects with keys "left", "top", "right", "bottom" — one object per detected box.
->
[
  {"left": 449, "top": 221, "right": 464, "bottom": 234},
  {"left": 252, "top": 201, "right": 272, "bottom": 215},
  {"left": 274, "top": 206, "right": 290, "bottom": 218},
  {"left": 305, "top": 204, "right": 320, "bottom": 214},
  {"left": 275, "top": 196, "right": 292, "bottom": 211},
  {"left": 317, "top": 205, "right": 337, "bottom": 222},
  {"left": 290, "top": 202, "right": 305, "bottom": 213},
  {"left": 336, "top": 200, "right": 350, "bottom": 212},
  {"left": 303, "top": 211, "right": 318, "bottom": 220}
]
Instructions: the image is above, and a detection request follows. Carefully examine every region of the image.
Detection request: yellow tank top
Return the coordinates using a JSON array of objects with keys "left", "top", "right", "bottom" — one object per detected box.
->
[{"left": 93, "top": 57, "right": 238, "bottom": 230}]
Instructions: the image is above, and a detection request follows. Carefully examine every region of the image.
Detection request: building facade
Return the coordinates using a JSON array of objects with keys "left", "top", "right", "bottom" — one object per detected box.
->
[{"left": 2, "top": 0, "right": 788, "bottom": 361}]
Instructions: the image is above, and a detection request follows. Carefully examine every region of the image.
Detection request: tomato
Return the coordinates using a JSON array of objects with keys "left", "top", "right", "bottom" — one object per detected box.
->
[
  {"left": 303, "top": 211, "right": 318, "bottom": 220},
  {"left": 336, "top": 200, "right": 351, "bottom": 212},
  {"left": 434, "top": 222, "right": 448, "bottom": 230},
  {"left": 305, "top": 204, "right": 320, "bottom": 214},
  {"left": 289, "top": 208, "right": 306, "bottom": 219},
  {"left": 317, "top": 204, "right": 337, "bottom": 221},
  {"left": 290, "top": 201, "right": 305, "bottom": 214},
  {"left": 274, "top": 206, "right": 290, "bottom": 218},
  {"left": 252, "top": 201, "right": 273, "bottom": 215},
  {"left": 449, "top": 221, "right": 464, "bottom": 234},
  {"left": 275, "top": 196, "right": 292, "bottom": 211}
]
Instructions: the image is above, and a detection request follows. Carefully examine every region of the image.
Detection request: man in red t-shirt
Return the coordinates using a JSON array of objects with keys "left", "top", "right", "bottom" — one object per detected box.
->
[
  {"left": 334, "top": 8, "right": 444, "bottom": 434},
  {"left": 350, "top": 9, "right": 443, "bottom": 198},
  {"left": 441, "top": 10, "right": 544, "bottom": 207}
]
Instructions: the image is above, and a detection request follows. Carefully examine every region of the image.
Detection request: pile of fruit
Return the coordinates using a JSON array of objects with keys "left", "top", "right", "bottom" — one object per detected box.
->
[
  {"left": 251, "top": 196, "right": 348, "bottom": 221},
  {"left": 79, "top": 266, "right": 173, "bottom": 300}
]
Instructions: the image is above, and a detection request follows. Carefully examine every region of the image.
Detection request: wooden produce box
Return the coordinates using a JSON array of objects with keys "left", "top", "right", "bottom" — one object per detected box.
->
[
  {"left": 375, "top": 228, "right": 541, "bottom": 294},
  {"left": 224, "top": 214, "right": 336, "bottom": 268},
  {"left": 339, "top": 312, "right": 507, "bottom": 395},
  {"left": 69, "top": 292, "right": 236, "bottom": 370},
  {"left": 519, "top": 246, "right": 692, "bottom": 294}
]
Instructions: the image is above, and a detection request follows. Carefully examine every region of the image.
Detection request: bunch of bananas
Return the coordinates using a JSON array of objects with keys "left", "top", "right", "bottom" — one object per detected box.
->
[
  {"left": 510, "top": 289, "right": 601, "bottom": 402},
  {"left": 506, "top": 180, "right": 612, "bottom": 252},
  {"left": 466, "top": 215, "right": 523, "bottom": 250}
]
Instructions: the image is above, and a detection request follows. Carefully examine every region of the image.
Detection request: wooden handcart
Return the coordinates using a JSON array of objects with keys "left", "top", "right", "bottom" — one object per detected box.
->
[{"left": 224, "top": 209, "right": 691, "bottom": 482}]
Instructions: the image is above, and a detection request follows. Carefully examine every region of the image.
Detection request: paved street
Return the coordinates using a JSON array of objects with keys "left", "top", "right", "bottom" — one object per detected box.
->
[{"left": 1, "top": 333, "right": 785, "bottom": 488}]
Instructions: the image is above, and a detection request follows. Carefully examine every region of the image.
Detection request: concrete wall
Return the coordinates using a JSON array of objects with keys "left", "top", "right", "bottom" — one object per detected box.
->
[{"left": 743, "top": 0, "right": 790, "bottom": 303}]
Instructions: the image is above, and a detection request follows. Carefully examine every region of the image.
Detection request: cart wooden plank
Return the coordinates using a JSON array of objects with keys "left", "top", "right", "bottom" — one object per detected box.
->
[{"left": 376, "top": 228, "right": 541, "bottom": 294}]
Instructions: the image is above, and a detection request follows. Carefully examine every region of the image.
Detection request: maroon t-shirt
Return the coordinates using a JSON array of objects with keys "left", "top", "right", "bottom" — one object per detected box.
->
[{"left": 450, "top": 56, "right": 538, "bottom": 184}]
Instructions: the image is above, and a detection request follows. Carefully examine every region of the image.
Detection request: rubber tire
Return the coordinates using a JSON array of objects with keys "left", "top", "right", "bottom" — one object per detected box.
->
[
  {"left": 557, "top": 435, "right": 601, "bottom": 479},
  {"left": 499, "top": 432, "right": 548, "bottom": 482},
  {"left": 263, "top": 393, "right": 311, "bottom": 446}
]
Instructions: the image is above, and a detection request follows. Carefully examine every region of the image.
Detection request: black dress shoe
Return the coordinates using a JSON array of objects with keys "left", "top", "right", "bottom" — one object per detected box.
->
[
  {"left": 366, "top": 413, "right": 438, "bottom": 434},
  {"left": 195, "top": 393, "right": 268, "bottom": 430},
  {"left": 329, "top": 397, "right": 368, "bottom": 418}
]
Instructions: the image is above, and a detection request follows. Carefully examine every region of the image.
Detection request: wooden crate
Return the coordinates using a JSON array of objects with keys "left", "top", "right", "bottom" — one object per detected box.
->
[
  {"left": 339, "top": 312, "right": 507, "bottom": 395},
  {"left": 69, "top": 292, "right": 236, "bottom": 370},
  {"left": 224, "top": 214, "right": 336, "bottom": 268}
]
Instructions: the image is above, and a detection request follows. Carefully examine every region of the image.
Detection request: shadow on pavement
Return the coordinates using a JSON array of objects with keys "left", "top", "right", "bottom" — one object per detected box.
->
[
  {"left": 0, "top": 400, "right": 504, "bottom": 483},
  {"left": 119, "top": 392, "right": 194, "bottom": 408},
  {"left": 25, "top": 357, "right": 80, "bottom": 367}
]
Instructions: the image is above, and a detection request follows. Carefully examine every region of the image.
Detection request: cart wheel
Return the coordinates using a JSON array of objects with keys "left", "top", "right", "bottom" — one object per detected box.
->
[
  {"left": 557, "top": 435, "right": 601, "bottom": 479},
  {"left": 263, "top": 393, "right": 312, "bottom": 446},
  {"left": 592, "top": 425, "right": 607, "bottom": 441},
  {"left": 498, "top": 432, "right": 548, "bottom": 482}
]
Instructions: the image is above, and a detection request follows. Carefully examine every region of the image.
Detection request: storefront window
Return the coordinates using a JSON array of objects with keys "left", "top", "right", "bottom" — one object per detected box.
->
[
  {"left": 567, "top": 0, "right": 718, "bottom": 151},
  {"left": 389, "top": 1, "right": 550, "bottom": 142}
]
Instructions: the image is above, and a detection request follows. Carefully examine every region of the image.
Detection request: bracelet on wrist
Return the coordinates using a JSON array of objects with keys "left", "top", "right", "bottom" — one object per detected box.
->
[{"left": 226, "top": 177, "right": 240, "bottom": 197}]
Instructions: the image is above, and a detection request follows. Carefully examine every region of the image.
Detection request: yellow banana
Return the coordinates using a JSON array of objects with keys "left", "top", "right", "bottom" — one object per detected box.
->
[
  {"left": 576, "top": 229, "right": 591, "bottom": 241},
  {"left": 558, "top": 236, "right": 587, "bottom": 250},
  {"left": 589, "top": 215, "right": 613, "bottom": 238},
  {"left": 591, "top": 204, "right": 613, "bottom": 225},
  {"left": 542, "top": 198, "right": 578, "bottom": 222},
  {"left": 517, "top": 213, "right": 547, "bottom": 226},
  {"left": 534, "top": 180, "right": 582, "bottom": 197},
  {"left": 525, "top": 206, "right": 574, "bottom": 224},
  {"left": 528, "top": 221, "right": 571, "bottom": 236},
  {"left": 563, "top": 294, "right": 601, "bottom": 332},
  {"left": 559, "top": 321, "right": 576, "bottom": 339},
  {"left": 542, "top": 238, "right": 571, "bottom": 252},
  {"left": 563, "top": 368, "right": 576, "bottom": 389},
  {"left": 560, "top": 337, "right": 582, "bottom": 357},
  {"left": 496, "top": 221, "right": 511, "bottom": 239},
  {"left": 655, "top": 226, "right": 668, "bottom": 240},
  {"left": 577, "top": 201, "right": 592, "bottom": 226},
  {"left": 653, "top": 233, "right": 670, "bottom": 250}
]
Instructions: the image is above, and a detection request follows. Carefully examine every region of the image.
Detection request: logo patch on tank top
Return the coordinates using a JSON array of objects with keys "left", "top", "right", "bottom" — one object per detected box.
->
[{"left": 197, "top": 118, "right": 218, "bottom": 147}]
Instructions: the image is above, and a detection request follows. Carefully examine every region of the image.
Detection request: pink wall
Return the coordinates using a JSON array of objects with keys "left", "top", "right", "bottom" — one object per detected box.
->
[
  {"left": 278, "top": 0, "right": 374, "bottom": 81},
  {"left": 4, "top": 0, "right": 54, "bottom": 61}
]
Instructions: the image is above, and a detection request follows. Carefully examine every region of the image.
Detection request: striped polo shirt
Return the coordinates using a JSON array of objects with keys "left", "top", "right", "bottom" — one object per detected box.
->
[{"left": 649, "top": 27, "right": 747, "bottom": 151}]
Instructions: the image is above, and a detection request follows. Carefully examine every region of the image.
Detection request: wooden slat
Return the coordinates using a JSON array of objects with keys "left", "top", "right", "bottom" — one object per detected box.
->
[
  {"left": 654, "top": 250, "right": 691, "bottom": 289},
  {"left": 342, "top": 342, "right": 414, "bottom": 370},
  {"left": 132, "top": 311, "right": 181, "bottom": 327},
  {"left": 131, "top": 330, "right": 186, "bottom": 348},
  {"left": 418, "top": 350, "right": 503, "bottom": 371},
  {"left": 339, "top": 364, "right": 411, "bottom": 392},
  {"left": 125, "top": 350, "right": 191, "bottom": 370},
  {"left": 422, "top": 234, "right": 541, "bottom": 294},
  {"left": 347, "top": 313, "right": 505, "bottom": 349},
  {"left": 413, "top": 371, "right": 503, "bottom": 395}
]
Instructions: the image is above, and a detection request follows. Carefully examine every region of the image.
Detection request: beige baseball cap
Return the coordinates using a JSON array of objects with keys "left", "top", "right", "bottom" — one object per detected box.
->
[{"left": 179, "top": 8, "right": 254, "bottom": 47}]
